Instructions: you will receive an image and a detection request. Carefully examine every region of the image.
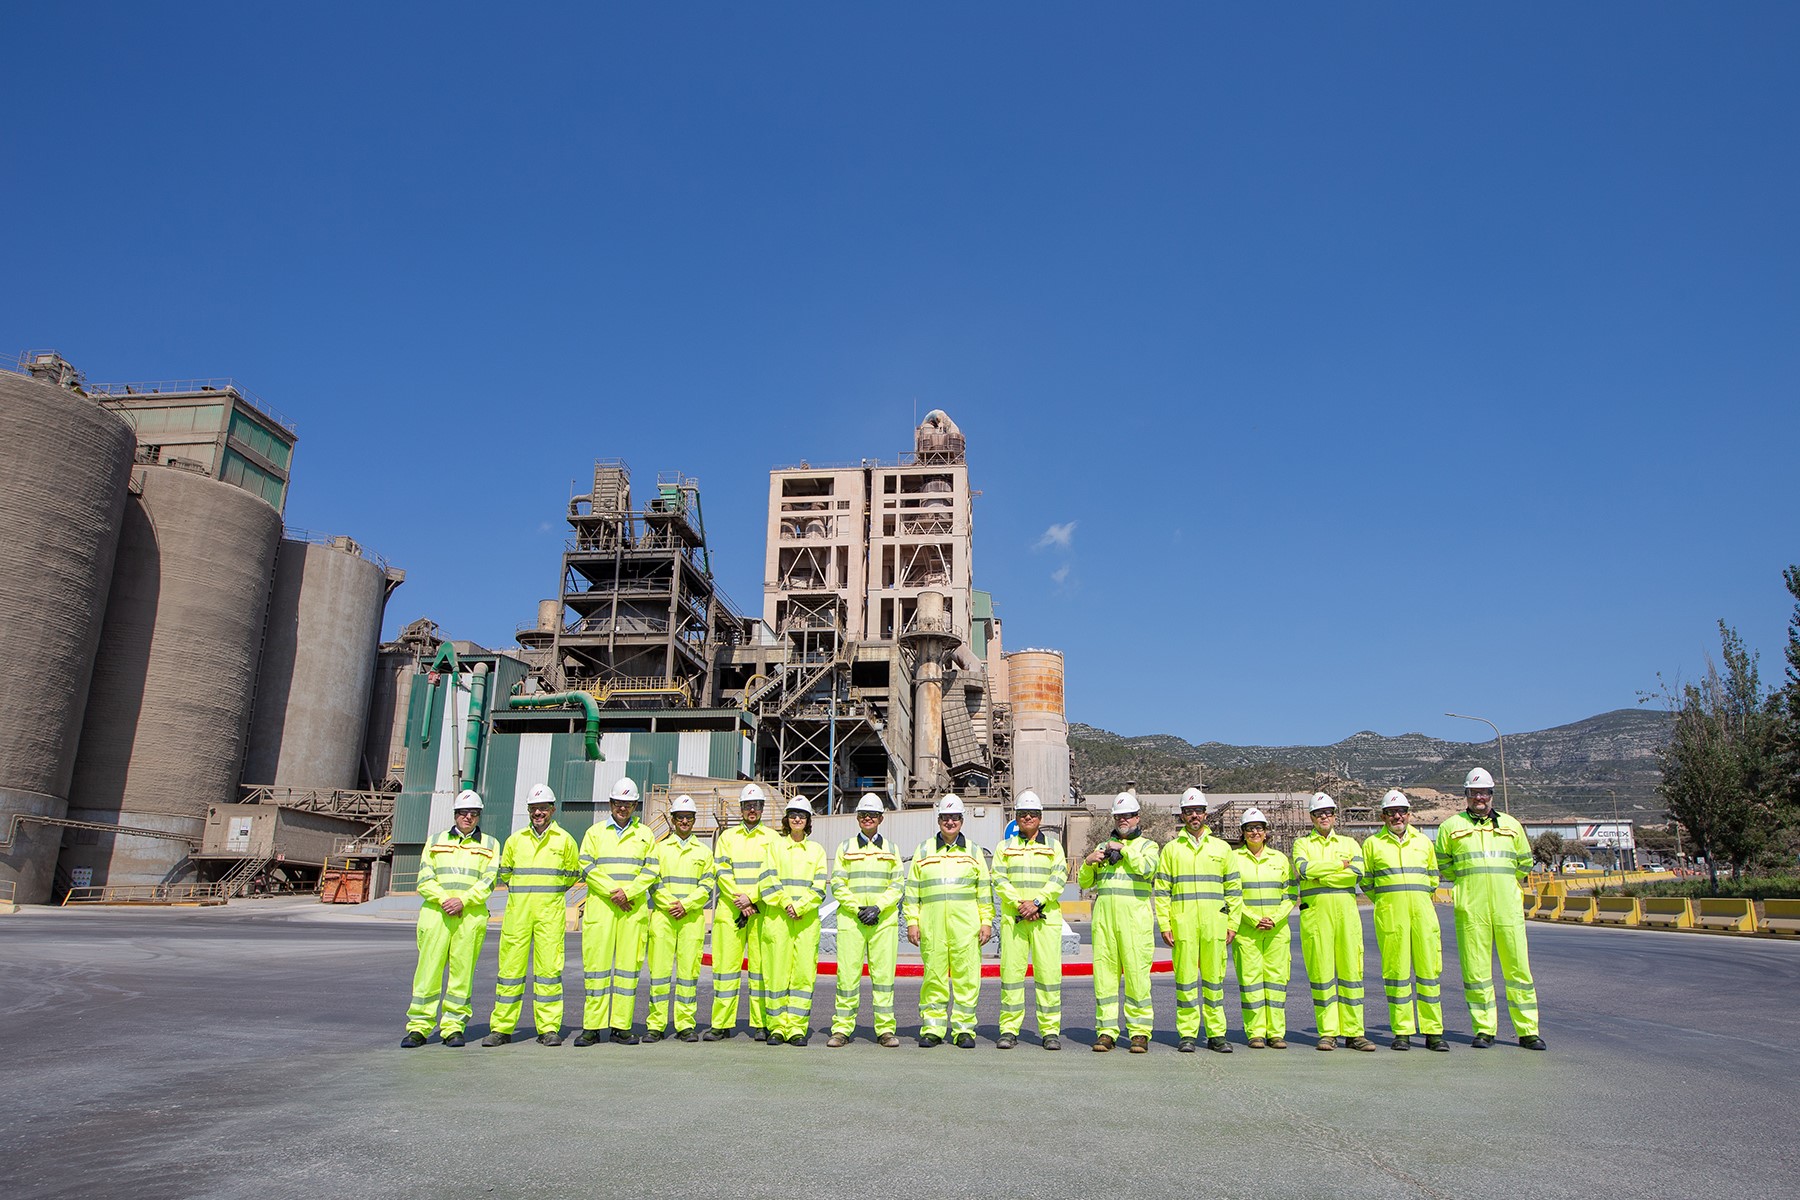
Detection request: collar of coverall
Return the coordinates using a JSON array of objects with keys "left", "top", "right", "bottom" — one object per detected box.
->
[
  {"left": 1014, "top": 830, "right": 1046, "bottom": 845},
  {"left": 452, "top": 826, "right": 483, "bottom": 842},
  {"left": 935, "top": 832, "right": 967, "bottom": 850},
  {"left": 858, "top": 832, "right": 885, "bottom": 848}
]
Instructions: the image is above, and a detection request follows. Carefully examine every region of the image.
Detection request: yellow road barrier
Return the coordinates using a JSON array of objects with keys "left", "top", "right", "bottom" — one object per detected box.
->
[
  {"left": 1533, "top": 892, "right": 1565, "bottom": 921},
  {"left": 1593, "top": 895, "right": 1640, "bottom": 926},
  {"left": 1558, "top": 894, "right": 1596, "bottom": 924},
  {"left": 1694, "top": 897, "right": 1757, "bottom": 932},
  {"left": 1641, "top": 897, "right": 1693, "bottom": 929},
  {"left": 1761, "top": 898, "right": 1800, "bottom": 935}
]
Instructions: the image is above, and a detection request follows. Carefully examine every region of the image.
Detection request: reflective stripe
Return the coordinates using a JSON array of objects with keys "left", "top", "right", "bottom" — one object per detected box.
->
[
  {"left": 1299, "top": 885, "right": 1356, "bottom": 897},
  {"left": 496, "top": 975, "right": 527, "bottom": 987},
  {"left": 506, "top": 884, "right": 570, "bottom": 894},
  {"left": 510, "top": 866, "right": 579, "bottom": 878},
  {"left": 1242, "top": 879, "right": 1286, "bottom": 890},
  {"left": 1367, "top": 883, "right": 1434, "bottom": 895}
]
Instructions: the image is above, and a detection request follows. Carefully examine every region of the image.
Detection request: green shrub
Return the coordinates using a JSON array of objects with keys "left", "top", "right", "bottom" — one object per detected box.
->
[{"left": 1595, "top": 875, "right": 1800, "bottom": 902}]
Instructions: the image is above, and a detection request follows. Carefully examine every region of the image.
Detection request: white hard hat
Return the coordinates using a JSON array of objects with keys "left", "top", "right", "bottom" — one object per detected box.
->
[
  {"left": 935, "top": 794, "right": 965, "bottom": 817},
  {"left": 1381, "top": 789, "right": 1411, "bottom": 810},
  {"left": 1237, "top": 806, "right": 1268, "bottom": 828},
  {"left": 1014, "top": 789, "right": 1043, "bottom": 813},
  {"left": 739, "top": 783, "right": 767, "bottom": 806},
  {"left": 786, "top": 795, "right": 813, "bottom": 814},
  {"left": 1309, "top": 792, "right": 1337, "bottom": 813},
  {"left": 668, "top": 794, "right": 698, "bottom": 816},
  {"left": 526, "top": 783, "right": 556, "bottom": 807},
  {"left": 855, "top": 793, "right": 885, "bottom": 815},
  {"left": 609, "top": 778, "right": 640, "bottom": 804},
  {"left": 1111, "top": 793, "right": 1140, "bottom": 816},
  {"left": 453, "top": 789, "right": 483, "bottom": 812},
  {"left": 1465, "top": 767, "right": 1496, "bottom": 790},
  {"left": 1179, "top": 787, "right": 1208, "bottom": 811}
]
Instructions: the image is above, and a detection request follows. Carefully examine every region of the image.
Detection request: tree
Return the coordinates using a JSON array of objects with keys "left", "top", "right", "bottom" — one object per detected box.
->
[
  {"left": 1655, "top": 622, "right": 1780, "bottom": 881},
  {"left": 1530, "top": 832, "right": 1565, "bottom": 870}
]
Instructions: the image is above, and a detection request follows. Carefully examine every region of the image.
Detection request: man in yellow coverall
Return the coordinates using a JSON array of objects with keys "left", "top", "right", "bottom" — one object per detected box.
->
[
  {"left": 1364, "top": 788, "right": 1447, "bottom": 1051},
  {"left": 402, "top": 790, "right": 499, "bottom": 1048},
  {"left": 1292, "top": 792, "right": 1375, "bottom": 1052},
  {"left": 1437, "top": 767, "right": 1545, "bottom": 1051},
  {"left": 575, "top": 777, "right": 657, "bottom": 1045},
  {"left": 644, "top": 794, "right": 714, "bottom": 1043},
  {"left": 1079, "top": 792, "right": 1159, "bottom": 1053},
  {"left": 993, "top": 789, "right": 1067, "bottom": 1051},
  {"left": 1155, "top": 787, "right": 1242, "bottom": 1053},
  {"left": 828, "top": 793, "right": 904, "bottom": 1048},
  {"left": 905, "top": 794, "right": 993, "bottom": 1049},
  {"left": 705, "top": 782, "right": 779, "bottom": 1040},
  {"left": 484, "top": 783, "right": 580, "bottom": 1046},
  {"left": 1230, "top": 807, "right": 1294, "bottom": 1049}
]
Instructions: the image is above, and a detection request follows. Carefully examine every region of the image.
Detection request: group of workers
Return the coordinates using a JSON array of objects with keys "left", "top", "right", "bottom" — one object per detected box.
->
[{"left": 401, "top": 767, "right": 1545, "bottom": 1054}]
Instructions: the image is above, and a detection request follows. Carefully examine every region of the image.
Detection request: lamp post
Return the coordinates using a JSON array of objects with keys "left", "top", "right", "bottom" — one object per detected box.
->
[{"left": 1445, "top": 712, "right": 1510, "bottom": 813}]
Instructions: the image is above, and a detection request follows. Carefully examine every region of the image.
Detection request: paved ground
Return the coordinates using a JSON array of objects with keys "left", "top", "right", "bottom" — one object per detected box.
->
[{"left": 2, "top": 902, "right": 1796, "bottom": 1199}]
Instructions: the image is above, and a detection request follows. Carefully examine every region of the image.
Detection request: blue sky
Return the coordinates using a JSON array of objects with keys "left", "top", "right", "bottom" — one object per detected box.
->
[{"left": 6, "top": 3, "right": 1796, "bottom": 746}]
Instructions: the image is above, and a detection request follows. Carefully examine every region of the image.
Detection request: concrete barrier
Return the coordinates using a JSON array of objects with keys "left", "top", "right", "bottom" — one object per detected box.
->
[
  {"left": 1593, "top": 895, "right": 1640, "bottom": 926},
  {"left": 1694, "top": 897, "right": 1756, "bottom": 932},
  {"left": 1641, "top": 897, "right": 1693, "bottom": 929},
  {"left": 1559, "top": 894, "right": 1596, "bottom": 924},
  {"left": 1533, "top": 892, "right": 1564, "bottom": 921},
  {"left": 1760, "top": 898, "right": 1800, "bottom": 935}
]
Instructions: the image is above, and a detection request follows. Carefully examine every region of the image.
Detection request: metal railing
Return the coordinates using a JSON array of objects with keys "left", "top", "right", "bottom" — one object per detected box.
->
[
  {"left": 62, "top": 883, "right": 228, "bottom": 905},
  {"left": 84, "top": 377, "right": 296, "bottom": 434}
]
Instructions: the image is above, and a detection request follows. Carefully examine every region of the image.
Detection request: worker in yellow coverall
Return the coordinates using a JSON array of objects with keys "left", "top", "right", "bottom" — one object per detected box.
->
[
  {"left": 828, "top": 793, "right": 904, "bottom": 1048},
  {"left": 1155, "top": 787, "right": 1242, "bottom": 1053},
  {"left": 402, "top": 791, "right": 498, "bottom": 1048},
  {"left": 905, "top": 794, "right": 993, "bottom": 1049},
  {"left": 484, "top": 783, "right": 580, "bottom": 1046},
  {"left": 644, "top": 794, "right": 714, "bottom": 1042},
  {"left": 1437, "top": 767, "right": 1545, "bottom": 1051},
  {"left": 993, "top": 789, "right": 1067, "bottom": 1051},
  {"left": 1079, "top": 792, "right": 1159, "bottom": 1053},
  {"left": 1292, "top": 792, "right": 1375, "bottom": 1052},
  {"left": 762, "top": 796, "right": 828, "bottom": 1045},
  {"left": 1230, "top": 807, "right": 1294, "bottom": 1049},
  {"left": 575, "top": 777, "right": 657, "bottom": 1045},
  {"left": 704, "top": 782, "right": 778, "bottom": 1040},
  {"left": 1363, "top": 789, "right": 1447, "bottom": 1051}
]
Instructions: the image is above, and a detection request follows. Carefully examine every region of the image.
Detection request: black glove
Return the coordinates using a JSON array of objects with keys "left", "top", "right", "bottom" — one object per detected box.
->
[
  {"left": 858, "top": 905, "right": 879, "bottom": 926},
  {"left": 1103, "top": 846, "right": 1123, "bottom": 865},
  {"left": 733, "top": 911, "right": 749, "bottom": 929}
]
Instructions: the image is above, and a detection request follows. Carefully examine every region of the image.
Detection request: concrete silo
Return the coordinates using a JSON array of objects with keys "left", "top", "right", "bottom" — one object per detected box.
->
[
  {"left": 243, "top": 536, "right": 401, "bottom": 790},
  {"left": 64, "top": 463, "right": 283, "bottom": 887},
  {"left": 0, "top": 361, "right": 136, "bottom": 903},
  {"left": 1007, "top": 649, "right": 1071, "bottom": 805}
]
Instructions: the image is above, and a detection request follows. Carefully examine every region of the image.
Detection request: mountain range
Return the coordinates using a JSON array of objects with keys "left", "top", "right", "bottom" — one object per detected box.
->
[{"left": 1068, "top": 708, "right": 1672, "bottom": 819}]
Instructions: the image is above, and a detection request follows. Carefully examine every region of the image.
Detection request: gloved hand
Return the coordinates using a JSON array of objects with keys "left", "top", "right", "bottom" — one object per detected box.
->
[
  {"left": 733, "top": 912, "right": 750, "bottom": 929},
  {"left": 858, "top": 905, "right": 879, "bottom": 926}
]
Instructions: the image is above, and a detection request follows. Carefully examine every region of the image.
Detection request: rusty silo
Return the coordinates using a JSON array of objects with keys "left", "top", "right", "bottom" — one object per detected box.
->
[
  {"left": 1007, "top": 648, "right": 1071, "bottom": 805},
  {"left": 64, "top": 463, "right": 283, "bottom": 887},
  {"left": 0, "top": 361, "right": 136, "bottom": 904},
  {"left": 243, "top": 536, "right": 401, "bottom": 791}
]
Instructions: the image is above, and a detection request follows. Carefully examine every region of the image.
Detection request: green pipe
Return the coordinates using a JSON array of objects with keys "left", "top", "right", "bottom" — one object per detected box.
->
[
  {"left": 507, "top": 691, "right": 604, "bottom": 761},
  {"left": 419, "top": 643, "right": 461, "bottom": 747},
  {"left": 461, "top": 662, "right": 489, "bottom": 785}
]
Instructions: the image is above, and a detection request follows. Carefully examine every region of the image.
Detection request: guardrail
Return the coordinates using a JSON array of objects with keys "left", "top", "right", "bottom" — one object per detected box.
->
[{"left": 62, "top": 883, "right": 227, "bottom": 906}]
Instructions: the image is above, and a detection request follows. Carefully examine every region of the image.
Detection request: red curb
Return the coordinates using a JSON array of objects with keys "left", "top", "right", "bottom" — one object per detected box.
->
[{"left": 700, "top": 955, "right": 1176, "bottom": 979}]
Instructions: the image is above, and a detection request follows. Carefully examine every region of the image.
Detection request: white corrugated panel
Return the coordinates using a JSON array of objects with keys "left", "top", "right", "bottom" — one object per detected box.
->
[
  {"left": 740, "top": 736, "right": 754, "bottom": 777},
  {"left": 428, "top": 790, "right": 457, "bottom": 835},
  {"left": 511, "top": 733, "right": 554, "bottom": 827},
  {"left": 677, "top": 732, "right": 711, "bottom": 776},
  {"left": 433, "top": 685, "right": 474, "bottom": 795}
]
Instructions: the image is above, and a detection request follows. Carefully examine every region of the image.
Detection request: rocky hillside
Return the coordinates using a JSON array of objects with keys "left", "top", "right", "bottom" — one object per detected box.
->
[{"left": 1070, "top": 708, "right": 1672, "bottom": 818}]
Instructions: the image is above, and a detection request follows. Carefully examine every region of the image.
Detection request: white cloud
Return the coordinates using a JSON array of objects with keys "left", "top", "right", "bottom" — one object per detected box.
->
[
  {"left": 1051, "top": 564, "right": 1071, "bottom": 585},
  {"left": 1035, "top": 521, "right": 1076, "bottom": 550}
]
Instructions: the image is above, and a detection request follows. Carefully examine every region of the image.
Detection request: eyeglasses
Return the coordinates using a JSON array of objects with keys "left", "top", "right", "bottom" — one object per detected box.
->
[{"left": 938, "top": 815, "right": 963, "bottom": 823}]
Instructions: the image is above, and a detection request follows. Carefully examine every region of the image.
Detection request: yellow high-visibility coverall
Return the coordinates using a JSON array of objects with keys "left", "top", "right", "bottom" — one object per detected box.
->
[
  {"left": 1362, "top": 825, "right": 1443, "bottom": 1037},
  {"left": 993, "top": 832, "right": 1068, "bottom": 1039},
  {"left": 1436, "top": 809, "right": 1539, "bottom": 1038},
  {"left": 829, "top": 833, "right": 903, "bottom": 1038},
  {"left": 906, "top": 834, "right": 993, "bottom": 1040},
  {"left": 1155, "top": 829, "right": 1242, "bottom": 1040},
  {"left": 578, "top": 817, "right": 657, "bottom": 1032},
  {"left": 646, "top": 831, "right": 715, "bottom": 1035},
  {"left": 1079, "top": 832, "right": 1159, "bottom": 1041},
  {"left": 1229, "top": 844, "right": 1294, "bottom": 1040},
  {"left": 709, "top": 821, "right": 778, "bottom": 1033},
  {"left": 762, "top": 834, "right": 827, "bottom": 1039},
  {"left": 405, "top": 827, "right": 499, "bottom": 1037},
  {"left": 488, "top": 821, "right": 580, "bottom": 1035},
  {"left": 1291, "top": 829, "right": 1367, "bottom": 1038}
]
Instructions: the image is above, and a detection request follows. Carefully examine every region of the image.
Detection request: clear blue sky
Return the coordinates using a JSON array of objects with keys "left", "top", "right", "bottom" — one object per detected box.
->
[{"left": 6, "top": 3, "right": 1796, "bottom": 746}]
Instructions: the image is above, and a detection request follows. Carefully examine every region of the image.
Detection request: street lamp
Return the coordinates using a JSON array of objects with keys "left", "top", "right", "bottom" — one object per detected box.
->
[{"left": 1445, "top": 712, "right": 1510, "bottom": 813}]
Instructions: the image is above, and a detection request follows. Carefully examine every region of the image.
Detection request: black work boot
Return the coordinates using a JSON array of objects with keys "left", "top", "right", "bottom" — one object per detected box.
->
[
  {"left": 482, "top": 1032, "right": 512, "bottom": 1047},
  {"left": 574, "top": 1028, "right": 603, "bottom": 1047},
  {"left": 400, "top": 1031, "right": 427, "bottom": 1049},
  {"left": 1207, "top": 1037, "right": 1233, "bottom": 1054}
]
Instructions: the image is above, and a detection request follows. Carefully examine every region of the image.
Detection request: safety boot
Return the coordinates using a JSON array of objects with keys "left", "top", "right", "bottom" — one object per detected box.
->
[
  {"left": 537, "top": 1031, "right": 564, "bottom": 1046},
  {"left": 789, "top": 1033, "right": 810, "bottom": 1046},
  {"left": 642, "top": 1029, "right": 665, "bottom": 1043},
  {"left": 1390, "top": 1036, "right": 1410, "bottom": 1051},
  {"left": 996, "top": 1033, "right": 1017, "bottom": 1049},
  {"left": 1267, "top": 1036, "right": 1288, "bottom": 1049},
  {"left": 751, "top": 1028, "right": 768, "bottom": 1042},
  {"left": 953, "top": 1033, "right": 976, "bottom": 1049},
  {"left": 1471, "top": 1034, "right": 1494, "bottom": 1049},
  {"left": 1248, "top": 1037, "right": 1267, "bottom": 1049},
  {"left": 702, "top": 1027, "right": 732, "bottom": 1041},
  {"left": 400, "top": 1032, "right": 427, "bottom": 1049},
  {"left": 1519, "top": 1035, "right": 1548, "bottom": 1051},
  {"left": 441, "top": 1031, "right": 465, "bottom": 1047},
  {"left": 1177, "top": 1038, "right": 1197, "bottom": 1053},
  {"left": 677, "top": 1028, "right": 699, "bottom": 1043},
  {"left": 1424, "top": 1035, "right": 1449, "bottom": 1052},
  {"left": 612, "top": 1029, "right": 640, "bottom": 1045},
  {"left": 1041, "top": 1036, "right": 1061, "bottom": 1051},
  {"left": 1092, "top": 1034, "right": 1115, "bottom": 1052},
  {"left": 878, "top": 1034, "right": 900, "bottom": 1047},
  {"left": 918, "top": 1032, "right": 943, "bottom": 1048},
  {"left": 826, "top": 1033, "right": 850, "bottom": 1048},
  {"left": 1128, "top": 1035, "right": 1149, "bottom": 1053},
  {"left": 574, "top": 1028, "right": 603, "bottom": 1047},
  {"left": 1316, "top": 1036, "right": 1336, "bottom": 1051},
  {"left": 1347, "top": 1037, "right": 1378, "bottom": 1052},
  {"left": 481, "top": 1032, "right": 512, "bottom": 1047},
  {"left": 1207, "top": 1037, "right": 1232, "bottom": 1054}
]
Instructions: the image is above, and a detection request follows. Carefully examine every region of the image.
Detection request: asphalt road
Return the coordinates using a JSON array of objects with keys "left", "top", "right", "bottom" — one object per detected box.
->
[{"left": 1, "top": 902, "right": 1795, "bottom": 1200}]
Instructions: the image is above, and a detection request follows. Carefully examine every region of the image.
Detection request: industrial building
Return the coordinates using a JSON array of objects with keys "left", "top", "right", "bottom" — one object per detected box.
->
[{"left": 1, "top": 352, "right": 1070, "bottom": 905}]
